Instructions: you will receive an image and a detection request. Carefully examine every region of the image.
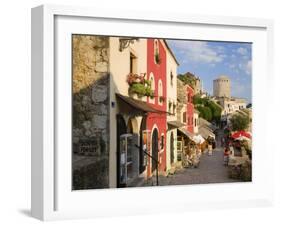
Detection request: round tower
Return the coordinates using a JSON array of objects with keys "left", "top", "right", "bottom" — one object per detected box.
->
[{"left": 213, "top": 75, "right": 230, "bottom": 98}]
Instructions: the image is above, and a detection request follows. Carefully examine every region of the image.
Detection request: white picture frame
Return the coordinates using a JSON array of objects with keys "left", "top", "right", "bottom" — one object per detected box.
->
[{"left": 31, "top": 4, "right": 274, "bottom": 221}]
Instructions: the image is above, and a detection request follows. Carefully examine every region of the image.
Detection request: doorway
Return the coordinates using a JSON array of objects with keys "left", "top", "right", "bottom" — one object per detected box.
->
[
  {"left": 116, "top": 114, "right": 127, "bottom": 188},
  {"left": 139, "top": 116, "right": 147, "bottom": 174},
  {"left": 151, "top": 128, "right": 158, "bottom": 172},
  {"left": 170, "top": 132, "right": 174, "bottom": 164}
]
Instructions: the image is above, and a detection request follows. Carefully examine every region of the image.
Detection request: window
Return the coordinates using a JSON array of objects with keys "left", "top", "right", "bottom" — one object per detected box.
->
[
  {"left": 173, "top": 102, "right": 176, "bottom": 114},
  {"left": 160, "top": 134, "right": 164, "bottom": 150},
  {"left": 168, "top": 100, "right": 172, "bottom": 112},
  {"left": 149, "top": 72, "right": 155, "bottom": 103},
  {"left": 154, "top": 39, "right": 160, "bottom": 64},
  {"left": 187, "top": 117, "right": 190, "bottom": 125},
  {"left": 183, "top": 112, "right": 186, "bottom": 123},
  {"left": 130, "top": 53, "right": 137, "bottom": 74},
  {"left": 191, "top": 117, "right": 193, "bottom": 125},
  {"left": 170, "top": 71, "right": 173, "bottom": 86},
  {"left": 158, "top": 80, "right": 163, "bottom": 105}
]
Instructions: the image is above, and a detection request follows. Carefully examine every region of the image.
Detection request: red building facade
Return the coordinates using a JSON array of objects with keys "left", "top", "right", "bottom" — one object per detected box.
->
[
  {"left": 146, "top": 39, "right": 167, "bottom": 177},
  {"left": 186, "top": 84, "right": 194, "bottom": 134}
]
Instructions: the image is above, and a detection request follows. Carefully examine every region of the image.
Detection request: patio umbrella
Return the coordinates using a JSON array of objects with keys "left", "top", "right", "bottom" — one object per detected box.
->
[
  {"left": 235, "top": 136, "right": 251, "bottom": 141},
  {"left": 231, "top": 130, "right": 251, "bottom": 140}
]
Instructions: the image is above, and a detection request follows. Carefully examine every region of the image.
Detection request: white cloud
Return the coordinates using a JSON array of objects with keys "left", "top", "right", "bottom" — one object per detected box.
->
[
  {"left": 169, "top": 40, "right": 225, "bottom": 64},
  {"left": 234, "top": 60, "right": 252, "bottom": 75},
  {"left": 246, "top": 60, "right": 252, "bottom": 75},
  {"left": 229, "top": 64, "right": 235, "bottom": 69},
  {"left": 216, "top": 46, "right": 225, "bottom": 53},
  {"left": 237, "top": 47, "right": 248, "bottom": 55}
]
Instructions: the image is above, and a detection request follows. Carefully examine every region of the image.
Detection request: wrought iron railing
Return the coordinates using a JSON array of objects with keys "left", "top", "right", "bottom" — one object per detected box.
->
[{"left": 135, "top": 144, "right": 159, "bottom": 186}]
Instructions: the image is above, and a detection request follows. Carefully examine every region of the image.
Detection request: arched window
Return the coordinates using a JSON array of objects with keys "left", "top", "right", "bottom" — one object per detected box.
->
[
  {"left": 170, "top": 71, "right": 174, "bottom": 86},
  {"left": 158, "top": 79, "right": 163, "bottom": 105},
  {"left": 160, "top": 133, "right": 165, "bottom": 150},
  {"left": 183, "top": 112, "right": 186, "bottom": 123},
  {"left": 149, "top": 72, "right": 155, "bottom": 104},
  {"left": 154, "top": 39, "right": 160, "bottom": 64}
]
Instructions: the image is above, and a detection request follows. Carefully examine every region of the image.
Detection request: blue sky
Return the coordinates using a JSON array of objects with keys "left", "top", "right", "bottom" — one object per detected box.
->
[{"left": 167, "top": 39, "right": 252, "bottom": 103}]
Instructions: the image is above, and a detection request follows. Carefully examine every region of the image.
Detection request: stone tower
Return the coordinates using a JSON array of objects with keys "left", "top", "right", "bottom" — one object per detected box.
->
[{"left": 213, "top": 75, "right": 230, "bottom": 98}]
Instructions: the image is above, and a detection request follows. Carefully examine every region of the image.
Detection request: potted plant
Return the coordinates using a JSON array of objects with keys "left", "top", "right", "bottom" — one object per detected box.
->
[
  {"left": 129, "top": 83, "right": 146, "bottom": 97},
  {"left": 127, "top": 73, "right": 154, "bottom": 98}
]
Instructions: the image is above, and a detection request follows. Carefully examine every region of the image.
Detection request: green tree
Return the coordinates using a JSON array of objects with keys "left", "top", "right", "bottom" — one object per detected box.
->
[
  {"left": 230, "top": 114, "right": 250, "bottom": 131},
  {"left": 193, "top": 94, "right": 202, "bottom": 105},
  {"left": 193, "top": 95, "right": 210, "bottom": 106},
  {"left": 197, "top": 106, "right": 212, "bottom": 121},
  {"left": 206, "top": 100, "right": 222, "bottom": 124},
  {"left": 194, "top": 96, "right": 222, "bottom": 123}
]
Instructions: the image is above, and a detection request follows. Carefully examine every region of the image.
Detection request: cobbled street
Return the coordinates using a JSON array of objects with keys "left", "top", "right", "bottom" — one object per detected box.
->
[
  {"left": 154, "top": 149, "right": 241, "bottom": 186},
  {"left": 145, "top": 129, "right": 242, "bottom": 186}
]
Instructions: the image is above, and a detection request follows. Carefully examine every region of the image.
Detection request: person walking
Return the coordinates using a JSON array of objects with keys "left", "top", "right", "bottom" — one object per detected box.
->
[
  {"left": 221, "top": 137, "right": 225, "bottom": 147},
  {"left": 224, "top": 147, "right": 230, "bottom": 166}
]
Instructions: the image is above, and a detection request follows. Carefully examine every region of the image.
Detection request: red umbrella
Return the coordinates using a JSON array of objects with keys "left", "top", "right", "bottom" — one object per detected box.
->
[{"left": 231, "top": 130, "right": 251, "bottom": 139}]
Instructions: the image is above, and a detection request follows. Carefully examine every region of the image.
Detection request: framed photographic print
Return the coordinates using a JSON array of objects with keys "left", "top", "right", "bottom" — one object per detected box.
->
[{"left": 31, "top": 4, "right": 274, "bottom": 221}]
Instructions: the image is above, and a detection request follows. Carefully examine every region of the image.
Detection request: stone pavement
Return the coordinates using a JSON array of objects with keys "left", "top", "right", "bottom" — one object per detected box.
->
[{"left": 147, "top": 148, "right": 241, "bottom": 187}]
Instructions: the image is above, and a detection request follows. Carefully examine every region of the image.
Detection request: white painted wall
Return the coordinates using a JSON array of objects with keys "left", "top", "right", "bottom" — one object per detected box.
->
[
  {"left": 109, "top": 37, "right": 147, "bottom": 187},
  {"left": 109, "top": 37, "right": 147, "bottom": 97},
  {"left": 166, "top": 129, "right": 177, "bottom": 170},
  {"left": 163, "top": 41, "right": 178, "bottom": 170},
  {"left": 222, "top": 99, "right": 247, "bottom": 116}
]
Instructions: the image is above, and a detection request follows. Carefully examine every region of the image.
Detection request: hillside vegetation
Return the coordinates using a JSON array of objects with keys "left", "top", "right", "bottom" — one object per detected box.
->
[
  {"left": 193, "top": 95, "right": 222, "bottom": 124},
  {"left": 178, "top": 72, "right": 197, "bottom": 88}
]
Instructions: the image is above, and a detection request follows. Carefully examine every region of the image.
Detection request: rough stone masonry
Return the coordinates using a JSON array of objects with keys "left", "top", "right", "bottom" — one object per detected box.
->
[{"left": 72, "top": 35, "right": 110, "bottom": 190}]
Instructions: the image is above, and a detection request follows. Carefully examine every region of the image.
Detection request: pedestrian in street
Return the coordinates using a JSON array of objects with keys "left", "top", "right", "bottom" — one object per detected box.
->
[
  {"left": 224, "top": 147, "right": 230, "bottom": 166},
  {"left": 229, "top": 145, "right": 234, "bottom": 156}
]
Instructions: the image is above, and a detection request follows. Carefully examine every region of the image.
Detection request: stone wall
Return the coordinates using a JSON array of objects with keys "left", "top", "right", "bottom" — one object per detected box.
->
[
  {"left": 177, "top": 78, "right": 186, "bottom": 122},
  {"left": 72, "top": 35, "right": 110, "bottom": 190},
  {"left": 177, "top": 78, "right": 187, "bottom": 104}
]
